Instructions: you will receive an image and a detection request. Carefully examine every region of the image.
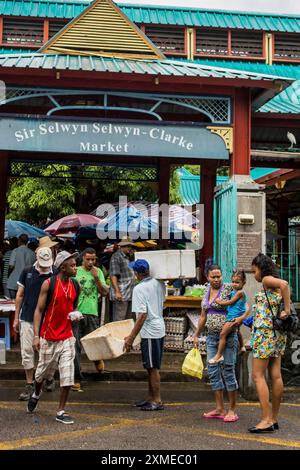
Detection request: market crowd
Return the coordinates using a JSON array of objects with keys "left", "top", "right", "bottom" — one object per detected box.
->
[{"left": 0, "top": 233, "right": 295, "bottom": 432}]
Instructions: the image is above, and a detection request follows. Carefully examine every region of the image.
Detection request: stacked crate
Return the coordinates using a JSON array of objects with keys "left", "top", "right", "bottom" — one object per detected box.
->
[{"left": 163, "top": 316, "right": 187, "bottom": 352}]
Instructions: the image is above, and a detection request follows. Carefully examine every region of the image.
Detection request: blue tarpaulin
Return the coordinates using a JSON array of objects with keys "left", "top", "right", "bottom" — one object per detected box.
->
[
  {"left": 78, "top": 204, "right": 198, "bottom": 242},
  {"left": 4, "top": 220, "right": 46, "bottom": 239}
]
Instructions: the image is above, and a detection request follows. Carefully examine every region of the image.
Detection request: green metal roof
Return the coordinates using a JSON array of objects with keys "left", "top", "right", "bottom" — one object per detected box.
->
[
  {"left": 1, "top": 1, "right": 300, "bottom": 33},
  {"left": 178, "top": 167, "right": 279, "bottom": 205},
  {"left": 0, "top": 53, "right": 293, "bottom": 84},
  {"left": 191, "top": 60, "right": 300, "bottom": 79},
  {"left": 188, "top": 59, "right": 300, "bottom": 114}
]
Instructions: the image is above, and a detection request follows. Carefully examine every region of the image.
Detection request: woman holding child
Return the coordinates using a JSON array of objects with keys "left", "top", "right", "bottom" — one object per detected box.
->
[{"left": 193, "top": 265, "right": 247, "bottom": 423}]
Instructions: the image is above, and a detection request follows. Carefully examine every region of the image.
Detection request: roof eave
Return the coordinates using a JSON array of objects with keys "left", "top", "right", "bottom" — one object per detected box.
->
[{"left": 252, "top": 78, "right": 295, "bottom": 110}]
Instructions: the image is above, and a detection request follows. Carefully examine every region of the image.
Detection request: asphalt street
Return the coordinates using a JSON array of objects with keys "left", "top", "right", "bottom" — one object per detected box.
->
[{"left": 0, "top": 381, "right": 300, "bottom": 451}]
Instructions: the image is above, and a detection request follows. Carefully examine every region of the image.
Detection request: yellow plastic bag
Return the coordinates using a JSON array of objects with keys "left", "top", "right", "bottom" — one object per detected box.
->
[{"left": 182, "top": 347, "right": 203, "bottom": 380}]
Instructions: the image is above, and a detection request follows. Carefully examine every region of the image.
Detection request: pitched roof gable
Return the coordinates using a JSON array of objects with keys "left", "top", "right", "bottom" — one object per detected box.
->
[{"left": 40, "top": 0, "right": 165, "bottom": 60}]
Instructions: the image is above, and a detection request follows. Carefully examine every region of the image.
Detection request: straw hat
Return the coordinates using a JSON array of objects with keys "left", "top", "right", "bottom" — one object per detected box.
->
[
  {"left": 37, "top": 235, "right": 59, "bottom": 249},
  {"left": 117, "top": 237, "right": 136, "bottom": 247}
]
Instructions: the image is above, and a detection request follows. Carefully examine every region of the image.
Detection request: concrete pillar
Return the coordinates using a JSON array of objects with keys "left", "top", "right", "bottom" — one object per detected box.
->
[
  {"left": 0, "top": 151, "right": 9, "bottom": 242},
  {"left": 230, "top": 177, "right": 266, "bottom": 399}
]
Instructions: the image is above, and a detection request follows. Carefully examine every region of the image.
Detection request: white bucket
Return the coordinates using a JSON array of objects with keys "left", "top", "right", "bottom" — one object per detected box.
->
[{"left": 80, "top": 319, "right": 141, "bottom": 361}]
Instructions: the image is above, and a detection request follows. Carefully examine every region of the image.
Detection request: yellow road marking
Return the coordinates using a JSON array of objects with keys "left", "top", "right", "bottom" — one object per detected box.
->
[
  {"left": 1, "top": 400, "right": 300, "bottom": 408},
  {"left": 0, "top": 405, "right": 299, "bottom": 450},
  {"left": 161, "top": 423, "right": 300, "bottom": 449},
  {"left": 0, "top": 419, "right": 136, "bottom": 450}
]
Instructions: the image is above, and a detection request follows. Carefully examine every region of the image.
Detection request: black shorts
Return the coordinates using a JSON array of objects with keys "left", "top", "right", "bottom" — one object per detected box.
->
[{"left": 141, "top": 337, "right": 164, "bottom": 370}]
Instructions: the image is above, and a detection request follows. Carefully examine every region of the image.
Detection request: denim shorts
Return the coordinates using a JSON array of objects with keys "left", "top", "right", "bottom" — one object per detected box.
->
[{"left": 206, "top": 332, "right": 238, "bottom": 392}]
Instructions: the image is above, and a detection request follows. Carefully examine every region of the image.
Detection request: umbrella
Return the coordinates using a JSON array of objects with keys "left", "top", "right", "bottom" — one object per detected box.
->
[
  {"left": 45, "top": 213, "right": 102, "bottom": 235},
  {"left": 77, "top": 204, "right": 200, "bottom": 242},
  {"left": 4, "top": 220, "right": 46, "bottom": 239}
]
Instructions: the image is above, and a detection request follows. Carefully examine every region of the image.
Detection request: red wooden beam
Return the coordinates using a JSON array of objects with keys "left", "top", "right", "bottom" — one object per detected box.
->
[
  {"left": 43, "top": 19, "right": 49, "bottom": 43},
  {"left": 251, "top": 158, "right": 300, "bottom": 170},
  {"left": 253, "top": 115, "right": 300, "bottom": 127},
  {"left": 257, "top": 169, "right": 300, "bottom": 187},
  {"left": 0, "top": 66, "right": 281, "bottom": 93},
  {"left": 200, "top": 161, "right": 217, "bottom": 282},
  {"left": 231, "top": 88, "right": 251, "bottom": 175},
  {"left": 0, "top": 16, "right": 3, "bottom": 45},
  {"left": 255, "top": 168, "right": 293, "bottom": 185}
]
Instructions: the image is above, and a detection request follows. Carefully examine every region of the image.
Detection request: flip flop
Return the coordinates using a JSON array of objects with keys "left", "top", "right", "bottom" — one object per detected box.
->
[
  {"left": 203, "top": 412, "right": 225, "bottom": 419},
  {"left": 223, "top": 414, "right": 239, "bottom": 423}
]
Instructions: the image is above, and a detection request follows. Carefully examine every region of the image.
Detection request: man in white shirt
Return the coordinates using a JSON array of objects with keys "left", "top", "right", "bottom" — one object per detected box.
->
[{"left": 124, "top": 259, "right": 165, "bottom": 411}]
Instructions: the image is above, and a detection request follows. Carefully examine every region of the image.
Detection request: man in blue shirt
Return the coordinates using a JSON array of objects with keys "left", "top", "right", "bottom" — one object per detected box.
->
[{"left": 124, "top": 259, "right": 165, "bottom": 411}]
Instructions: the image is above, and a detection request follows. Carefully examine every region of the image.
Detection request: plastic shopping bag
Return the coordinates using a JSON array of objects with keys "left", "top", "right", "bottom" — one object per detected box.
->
[{"left": 182, "top": 347, "right": 203, "bottom": 380}]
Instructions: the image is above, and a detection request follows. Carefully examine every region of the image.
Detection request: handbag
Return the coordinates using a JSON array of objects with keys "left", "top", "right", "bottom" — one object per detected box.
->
[{"left": 263, "top": 287, "right": 299, "bottom": 334}]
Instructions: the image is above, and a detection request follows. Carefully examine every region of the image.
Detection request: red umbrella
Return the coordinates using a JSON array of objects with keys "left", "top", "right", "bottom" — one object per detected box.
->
[{"left": 45, "top": 213, "right": 102, "bottom": 235}]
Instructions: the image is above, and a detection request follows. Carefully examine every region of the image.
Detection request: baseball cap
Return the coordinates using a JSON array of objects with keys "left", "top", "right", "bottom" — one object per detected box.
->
[
  {"left": 54, "top": 250, "right": 78, "bottom": 270},
  {"left": 36, "top": 247, "right": 53, "bottom": 268},
  {"left": 128, "top": 259, "right": 150, "bottom": 273}
]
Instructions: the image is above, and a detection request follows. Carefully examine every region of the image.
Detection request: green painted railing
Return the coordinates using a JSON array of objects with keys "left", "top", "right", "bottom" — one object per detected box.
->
[{"left": 268, "top": 229, "right": 300, "bottom": 302}]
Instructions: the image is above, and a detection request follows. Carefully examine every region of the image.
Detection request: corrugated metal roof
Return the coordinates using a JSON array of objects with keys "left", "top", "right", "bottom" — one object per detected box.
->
[
  {"left": 1, "top": 1, "right": 300, "bottom": 33},
  {"left": 188, "top": 59, "right": 300, "bottom": 114},
  {"left": 0, "top": 53, "right": 293, "bottom": 83},
  {"left": 259, "top": 80, "right": 300, "bottom": 114},
  {"left": 192, "top": 59, "right": 300, "bottom": 78},
  {"left": 178, "top": 167, "right": 279, "bottom": 205}
]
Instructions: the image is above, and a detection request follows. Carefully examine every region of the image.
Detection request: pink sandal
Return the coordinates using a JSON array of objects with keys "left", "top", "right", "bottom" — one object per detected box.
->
[{"left": 223, "top": 414, "right": 239, "bottom": 423}]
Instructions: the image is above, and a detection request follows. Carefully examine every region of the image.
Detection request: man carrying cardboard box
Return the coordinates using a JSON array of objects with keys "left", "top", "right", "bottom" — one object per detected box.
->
[{"left": 124, "top": 259, "right": 166, "bottom": 411}]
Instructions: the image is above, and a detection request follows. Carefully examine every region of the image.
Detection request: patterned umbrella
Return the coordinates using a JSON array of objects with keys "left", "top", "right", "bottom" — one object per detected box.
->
[{"left": 45, "top": 213, "right": 102, "bottom": 235}]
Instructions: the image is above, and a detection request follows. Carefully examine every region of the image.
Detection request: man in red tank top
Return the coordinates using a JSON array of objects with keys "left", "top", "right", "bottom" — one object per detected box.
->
[{"left": 27, "top": 251, "right": 80, "bottom": 425}]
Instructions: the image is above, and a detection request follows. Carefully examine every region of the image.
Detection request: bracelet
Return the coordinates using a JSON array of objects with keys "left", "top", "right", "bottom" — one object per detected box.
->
[{"left": 34, "top": 335, "right": 39, "bottom": 339}]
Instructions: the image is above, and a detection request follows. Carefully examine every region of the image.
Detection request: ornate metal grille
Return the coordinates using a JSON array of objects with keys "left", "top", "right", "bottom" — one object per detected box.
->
[
  {"left": 9, "top": 161, "right": 159, "bottom": 182},
  {"left": 2, "top": 88, "right": 232, "bottom": 124}
]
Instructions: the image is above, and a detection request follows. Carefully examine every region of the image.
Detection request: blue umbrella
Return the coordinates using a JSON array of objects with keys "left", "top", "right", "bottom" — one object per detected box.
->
[
  {"left": 77, "top": 205, "right": 198, "bottom": 242},
  {"left": 4, "top": 220, "right": 47, "bottom": 239}
]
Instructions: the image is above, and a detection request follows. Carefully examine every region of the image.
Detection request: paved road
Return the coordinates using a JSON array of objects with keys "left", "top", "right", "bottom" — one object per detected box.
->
[{"left": 0, "top": 382, "right": 300, "bottom": 451}]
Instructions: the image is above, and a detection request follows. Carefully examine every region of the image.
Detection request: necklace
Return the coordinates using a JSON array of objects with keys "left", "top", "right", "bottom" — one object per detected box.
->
[{"left": 59, "top": 278, "right": 71, "bottom": 299}]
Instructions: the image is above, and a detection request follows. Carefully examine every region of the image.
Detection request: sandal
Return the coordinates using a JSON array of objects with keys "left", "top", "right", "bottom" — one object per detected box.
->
[
  {"left": 203, "top": 412, "right": 225, "bottom": 419},
  {"left": 223, "top": 414, "right": 239, "bottom": 423}
]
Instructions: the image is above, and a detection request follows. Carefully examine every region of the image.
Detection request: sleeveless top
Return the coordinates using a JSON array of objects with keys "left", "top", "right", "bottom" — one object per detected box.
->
[
  {"left": 202, "top": 284, "right": 233, "bottom": 334},
  {"left": 40, "top": 277, "right": 77, "bottom": 341},
  {"left": 252, "top": 288, "right": 283, "bottom": 330}
]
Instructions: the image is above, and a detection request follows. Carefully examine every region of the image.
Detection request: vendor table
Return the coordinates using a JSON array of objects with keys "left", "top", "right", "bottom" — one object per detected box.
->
[{"left": 164, "top": 296, "right": 202, "bottom": 309}]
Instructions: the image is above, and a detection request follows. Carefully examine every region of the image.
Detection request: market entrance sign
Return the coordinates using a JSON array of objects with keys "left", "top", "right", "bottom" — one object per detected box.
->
[{"left": 0, "top": 117, "right": 229, "bottom": 159}]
